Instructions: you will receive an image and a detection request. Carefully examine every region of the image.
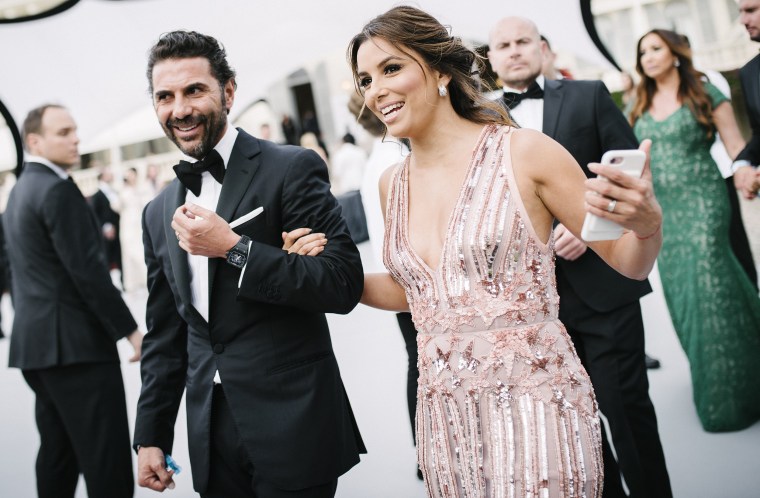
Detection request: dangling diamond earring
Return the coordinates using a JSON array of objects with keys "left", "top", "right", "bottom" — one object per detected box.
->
[
  {"left": 674, "top": 59, "right": 680, "bottom": 68},
  {"left": 438, "top": 85, "right": 448, "bottom": 97}
]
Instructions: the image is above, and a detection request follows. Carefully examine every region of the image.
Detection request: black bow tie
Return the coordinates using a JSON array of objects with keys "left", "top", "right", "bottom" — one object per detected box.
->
[
  {"left": 173, "top": 149, "right": 226, "bottom": 196},
  {"left": 503, "top": 81, "right": 544, "bottom": 110}
]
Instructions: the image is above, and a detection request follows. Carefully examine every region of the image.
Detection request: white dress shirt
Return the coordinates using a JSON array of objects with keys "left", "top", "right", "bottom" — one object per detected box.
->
[
  {"left": 185, "top": 126, "right": 239, "bottom": 324},
  {"left": 183, "top": 126, "right": 238, "bottom": 385},
  {"left": 505, "top": 75, "right": 546, "bottom": 132},
  {"left": 25, "top": 154, "right": 70, "bottom": 179}
]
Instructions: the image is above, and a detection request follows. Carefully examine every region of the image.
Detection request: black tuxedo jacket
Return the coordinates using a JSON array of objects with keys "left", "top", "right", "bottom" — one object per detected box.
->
[
  {"left": 540, "top": 79, "right": 652, "bottom": 312},
  {"left": 4, "top": 162, "right": 137, "bottom": 369},
  {"left": 88, "top": 188, "right": 122, "bottom": 268},
  {"left": 738, "top": 54, "right": 760, "bottom": 165},
  {"left": 134, "top": 130, "right": 365, "bottom": 492}
]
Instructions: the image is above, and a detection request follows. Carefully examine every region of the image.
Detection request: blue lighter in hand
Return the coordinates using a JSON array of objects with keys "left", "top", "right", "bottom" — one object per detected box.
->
[{"left": 165, "top": 454, "right": 182, "bottom": 475}]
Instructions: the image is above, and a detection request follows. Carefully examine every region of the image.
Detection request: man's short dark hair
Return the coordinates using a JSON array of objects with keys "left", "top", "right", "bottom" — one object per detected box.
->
[
  {"left": 22, "top": 104, "right": 64, "bottom": 150},
  {"left": 146, "top": 30, "right": 237, "bottom": 94},
  {"left": 540, "top": 34, "right": 552, "bottom": 50}
]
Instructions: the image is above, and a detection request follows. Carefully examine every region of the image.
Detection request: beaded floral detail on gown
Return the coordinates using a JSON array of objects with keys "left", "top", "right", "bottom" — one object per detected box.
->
[{"left": 383, "top": 125, "right": 602, "bottom": 497}]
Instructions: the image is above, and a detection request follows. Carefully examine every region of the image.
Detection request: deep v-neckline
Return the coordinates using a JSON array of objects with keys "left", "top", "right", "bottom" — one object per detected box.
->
[
  {"left": 646, "top": 104, "right": 684, "bottom": 123},
  {"left": 402, "top": 125, "right": 491, "bottom": 273}
]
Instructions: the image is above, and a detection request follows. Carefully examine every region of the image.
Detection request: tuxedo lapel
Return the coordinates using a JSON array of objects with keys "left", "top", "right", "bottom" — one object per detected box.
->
[
  {"left": 216, "top": 131, "right": 261, "bottom": 222},
  {"left": 750, "top": 57, "right": 760, "bottom": 112},
  {"left": 542, "top": 79, "right": 565, "bottom": 137},
  {"left": 163, "top": 180, "right": 205, "bottom": 326},
  {"left": 208, "top": 130, "right": 262, "bottom": 296}
]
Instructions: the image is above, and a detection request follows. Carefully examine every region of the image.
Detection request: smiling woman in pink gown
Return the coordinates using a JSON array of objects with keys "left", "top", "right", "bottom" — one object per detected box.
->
[{"left": 341, "top": 6, "right": 662, "bottom": 497}]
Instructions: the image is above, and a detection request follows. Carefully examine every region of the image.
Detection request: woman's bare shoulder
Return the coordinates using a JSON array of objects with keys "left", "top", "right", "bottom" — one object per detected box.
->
[{"left": 509, "top": 127, "right": 577, "bottom": 179}]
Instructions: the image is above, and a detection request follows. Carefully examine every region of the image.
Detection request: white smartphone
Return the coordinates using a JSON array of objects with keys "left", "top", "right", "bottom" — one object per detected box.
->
[{"left": 580, "top": 149, "right": 646, "bottom": 242}]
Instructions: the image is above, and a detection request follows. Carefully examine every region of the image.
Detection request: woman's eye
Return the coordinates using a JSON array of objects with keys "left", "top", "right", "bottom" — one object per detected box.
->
[
  {"left": 359, "top": 77, "right": 372, "bottom": 88},
  {"left": 385, "top": 64, "right": 401, "bottom": 75}
]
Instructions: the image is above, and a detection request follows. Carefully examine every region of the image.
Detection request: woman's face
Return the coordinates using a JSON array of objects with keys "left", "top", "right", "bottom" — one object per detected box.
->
[
  {"left": 638, "top": 33, "right": 678, "bottom": 81},
  {"left": 355, "top": 36, "right": 446, "bottom": 140},
  {"left": 125, "top": 169, "right": 137, "bottom": 185}
]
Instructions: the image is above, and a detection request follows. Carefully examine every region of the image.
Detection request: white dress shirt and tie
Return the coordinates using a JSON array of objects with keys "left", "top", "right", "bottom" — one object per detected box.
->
[{"left": 174, "top": 126, "right": 251, "bottom": 384}]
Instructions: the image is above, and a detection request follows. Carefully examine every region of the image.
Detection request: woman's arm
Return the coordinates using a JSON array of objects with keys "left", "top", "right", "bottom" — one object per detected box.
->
[
  {"left": 713, "top": 100, "right": 756, "bottom": 197},
  {"left": 581, "top": 140, "right": 662, "bottom": 279},
  {"left": 713, "top": 100, "right": 747, "bottom": 160},
  {"left": 281, "top": 163, "right": 410, "bottom": 311},
  {"left": 361, "top": 272, "right": 409, "bottom": 311},
  {"left": 511, "top": 129, "right": 662, "bottom": 280},
  {"left": 361, "top": 165, "right": 409, "bottom": 312}
]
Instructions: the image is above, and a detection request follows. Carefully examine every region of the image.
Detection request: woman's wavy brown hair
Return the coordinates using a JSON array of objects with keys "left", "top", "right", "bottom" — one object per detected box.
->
[
  {"left": 347, "top": 5, "right": 511, "bottom": 128},
  {"left": 629, "top": 29, "right": 715, "bottom": 139}
]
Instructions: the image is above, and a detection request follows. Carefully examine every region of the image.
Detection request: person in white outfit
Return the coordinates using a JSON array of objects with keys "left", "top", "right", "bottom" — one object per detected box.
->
[{"left": 331, "top": 133, "right": 367, "bottom": 195}]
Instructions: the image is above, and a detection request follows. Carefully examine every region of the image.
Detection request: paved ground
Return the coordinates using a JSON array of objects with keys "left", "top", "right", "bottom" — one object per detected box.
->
[{"left": 0, "top": 198, "right": 758, "bottom": 497}]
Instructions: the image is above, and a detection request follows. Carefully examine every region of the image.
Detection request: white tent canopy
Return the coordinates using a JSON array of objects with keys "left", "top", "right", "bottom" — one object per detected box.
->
[{"left": 0, "top": 0, "right": 610, "bottom": 155}]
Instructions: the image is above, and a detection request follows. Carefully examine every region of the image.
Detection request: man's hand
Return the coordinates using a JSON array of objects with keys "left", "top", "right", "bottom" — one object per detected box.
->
[
  {"left": 126, "top": 330, "right": 143, "bottom": 363},
  {"left": 554, "top": 223, "right": 587, "bottom": 261},
  {"left": 282, "top": 228, "right": 327, "bottom": 256},
  {"left": 734, "top": 165, "right": 758, "bottom": 199},
  {"left": 171, "top": 203, "right": 240, "bottom": 258},
  {"left": 137, "top": 446, "right": 175, "bottom": 491}
]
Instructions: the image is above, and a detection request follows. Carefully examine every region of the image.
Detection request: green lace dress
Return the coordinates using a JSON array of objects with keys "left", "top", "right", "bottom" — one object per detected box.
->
[{"left": 634, "top": 82, "right": 760, "bottom": 432}]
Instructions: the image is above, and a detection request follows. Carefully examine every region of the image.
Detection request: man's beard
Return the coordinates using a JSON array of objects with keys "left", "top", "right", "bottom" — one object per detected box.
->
[{"left": 163, "top": 96, "right": 227, "bottom": 159}]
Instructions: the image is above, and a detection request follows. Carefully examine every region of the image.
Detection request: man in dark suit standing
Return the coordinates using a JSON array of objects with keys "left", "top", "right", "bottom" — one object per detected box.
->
[
  {"left": 735, "top": 0, "right": 760, "bottom": 199},
  {"left": 4, "top": 104, "right": 142, "bottom": 498},
  {"left": 88, "top": 164, "right": 123, "bottom": 286},
  {"left": 488, "top": 18, "right": 671, "bottom": 498},
  {"left": 133, "top": 31, "right": 365, "bottom": 498}
]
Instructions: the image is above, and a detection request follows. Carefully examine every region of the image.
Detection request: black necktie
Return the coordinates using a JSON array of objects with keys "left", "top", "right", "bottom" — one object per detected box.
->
[
  {"left": 173, "top": 149, "right": 226, "bottom": 197},
  {"left": 503, "top": 81, "right": 544, "bottom": 110}
]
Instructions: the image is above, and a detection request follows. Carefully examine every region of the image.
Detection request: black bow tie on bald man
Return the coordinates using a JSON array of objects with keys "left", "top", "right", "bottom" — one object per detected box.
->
[
  {"left": 503, "top": 81, "right": 544, "bottom": 110},
  {"left": 174, "top": 149, "right": 226, "bottom": 196}
]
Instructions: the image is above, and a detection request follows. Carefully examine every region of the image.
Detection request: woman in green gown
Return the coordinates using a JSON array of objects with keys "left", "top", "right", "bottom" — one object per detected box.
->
[{"left": 630, "top": 29, "right": 760, "bottom": 432}]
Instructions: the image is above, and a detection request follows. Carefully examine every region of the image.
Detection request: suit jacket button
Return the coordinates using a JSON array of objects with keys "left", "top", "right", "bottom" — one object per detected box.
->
[{"left": 213, "top": 343, "right": 224, "bottom": 354}]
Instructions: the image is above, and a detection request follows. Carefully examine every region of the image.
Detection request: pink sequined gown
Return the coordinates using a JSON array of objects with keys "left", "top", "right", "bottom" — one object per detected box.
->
[{"left": 383, "top": 125, "right": 603, "bottom": 497}]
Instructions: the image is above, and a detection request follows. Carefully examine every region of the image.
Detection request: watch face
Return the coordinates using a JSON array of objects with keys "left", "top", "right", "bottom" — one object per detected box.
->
[{"left": 228, "top": 251, "right": 246, "bottom": 268}]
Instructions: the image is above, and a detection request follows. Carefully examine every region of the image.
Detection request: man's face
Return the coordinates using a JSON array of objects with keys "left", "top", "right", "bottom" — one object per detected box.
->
[
  {"left": 151, "top": 57, "right": 234, "bottom": 159},
  {"left": 27, "top": 107, "right": 80, "bottom": 169},
  {"left": 487, "top": 18, "right": 545, "bottom": 90},
  {"left": 740, "top": 0, "right": 760, "bottom": 42}
]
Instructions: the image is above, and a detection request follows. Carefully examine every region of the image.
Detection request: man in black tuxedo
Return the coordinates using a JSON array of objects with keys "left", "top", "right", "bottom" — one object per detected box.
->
[
  {"left": 735, "top": 0, "right": 760, "bottom": 199},
  {"left": 133, "top": 31, "right": 365, "bottom": 498},
  {"left": 88, "top": 165, "right": 123, "bottom": 286},
  {"left": 488, "top": 17, "right": 671, "bottom": 498},
  {"left": 4, "top": 104, "right": 142, "bottom": 498}
]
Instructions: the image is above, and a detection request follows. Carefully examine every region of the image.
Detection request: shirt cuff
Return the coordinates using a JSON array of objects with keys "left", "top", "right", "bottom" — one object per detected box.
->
[
  {"left": 731, "top": 160, "right": 753, "bottom": 174},
  {"left": 237, "top": 240, "right": 253, "bottom": 288}
]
